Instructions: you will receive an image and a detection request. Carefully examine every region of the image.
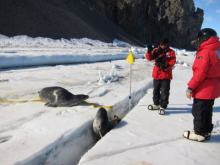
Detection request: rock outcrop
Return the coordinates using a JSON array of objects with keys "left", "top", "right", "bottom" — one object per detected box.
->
[
  {"left": 0, "top": 0, "right": 203, "bottom": 49},
  {"left": 0, "top": 0, "right": 143, "bottom": 46},
  {"left": 88, "top": 0, "right": 204, "bottom": 49}
]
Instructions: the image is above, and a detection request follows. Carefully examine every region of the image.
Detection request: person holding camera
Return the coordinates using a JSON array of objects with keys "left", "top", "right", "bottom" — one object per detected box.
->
[
  {"left": 183, "top": 28, "right": 220, "bottom": 142},
  {"left": 145, "top": 38, "right": 176, "bottom": 115}
]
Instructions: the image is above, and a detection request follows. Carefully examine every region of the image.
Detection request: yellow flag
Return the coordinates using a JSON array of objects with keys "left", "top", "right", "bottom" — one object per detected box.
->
[{"left": 126, "top": 51, "right": 135, "bottom": 64}]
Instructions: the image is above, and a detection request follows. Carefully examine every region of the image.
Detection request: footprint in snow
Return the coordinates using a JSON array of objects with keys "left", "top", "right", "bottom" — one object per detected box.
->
[
  {"left": 56, "top": 109, "right": 77, "bottom": 116},
  {"left": 0, "top": 136, "right": 12, "bottom": 144},
  {"left": 87, "top": 87, "right": 111, "bottom": 98}
]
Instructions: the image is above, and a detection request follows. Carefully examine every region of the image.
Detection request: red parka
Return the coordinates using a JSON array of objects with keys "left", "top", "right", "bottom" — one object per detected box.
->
[
  {"left": 188, "top": 36, "right": 220, "bottom": 99},
  {"left": 145, "top": 46, "right": 176, "bottom": 80}
]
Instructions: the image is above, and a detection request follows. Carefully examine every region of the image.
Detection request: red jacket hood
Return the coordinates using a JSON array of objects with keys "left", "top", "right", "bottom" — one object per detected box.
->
[{"left": 197, "top": 36, "right": 220, "bottom": 51}]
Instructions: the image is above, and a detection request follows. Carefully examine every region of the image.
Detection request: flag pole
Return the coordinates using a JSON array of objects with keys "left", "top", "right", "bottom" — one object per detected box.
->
[
  {"left": 125, "top": 51, "right": 135, "bottom": 112},
  {"left": 129, "top": 63, "right": 131, "bottom": 111}
]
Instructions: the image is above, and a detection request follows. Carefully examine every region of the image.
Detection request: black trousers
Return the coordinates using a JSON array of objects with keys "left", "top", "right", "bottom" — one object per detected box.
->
[
  {"left": 192, "top": 98, "right": 214, "bottom": 135},
  {"left": 153, "top": 79, "right": 171, "bottom": 109}
]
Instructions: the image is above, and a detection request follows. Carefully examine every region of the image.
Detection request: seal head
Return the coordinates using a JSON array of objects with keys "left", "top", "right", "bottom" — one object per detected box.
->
[{"left": 93, "top": 107, "right": 121, "bottom": 139}]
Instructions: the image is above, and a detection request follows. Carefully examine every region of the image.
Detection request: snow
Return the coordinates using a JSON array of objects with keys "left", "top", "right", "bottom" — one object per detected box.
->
[{"left": 0, "top": 35, "right": 219, "bottom": 165}]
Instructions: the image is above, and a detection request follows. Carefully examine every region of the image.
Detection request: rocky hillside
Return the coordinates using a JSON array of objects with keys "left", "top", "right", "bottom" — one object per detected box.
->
[
  {"left": 88, "top": 0, "right": 204, "bottom": 49},
  {"left": 0, "top": 0, "right": 203, "bottom": 49},
  {"left": 0, "top": 0, "right": 143, "bottom": 46}
]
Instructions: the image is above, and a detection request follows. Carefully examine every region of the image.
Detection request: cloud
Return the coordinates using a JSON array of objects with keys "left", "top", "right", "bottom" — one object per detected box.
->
[
  {"left": 217, "top": 9, "right": 220, "bottom": 13},
  {"left": 203, "top": 0, "right": 216, "bottom": 5},
  {"left": 204, "top": 16, "right": 213, "bottom": 21}
]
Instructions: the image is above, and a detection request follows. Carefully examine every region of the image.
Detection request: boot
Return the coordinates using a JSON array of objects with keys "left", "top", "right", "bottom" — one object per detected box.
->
[
  {"left": 205, "top": 133, "right": 211, "bottom": 140},
  {"left": 148, "top": 104, "right": 159, "bottom": 110},
  {"left": 158, "top": 107, "right": 165, "bottom": 115},
  {"left": 183, "top": 131, "right": 205, "bottom": 142}
]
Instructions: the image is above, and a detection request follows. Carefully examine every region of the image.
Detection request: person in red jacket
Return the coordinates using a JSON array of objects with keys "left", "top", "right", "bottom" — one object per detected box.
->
[
  {"left": 145, "top": 38, "right": 176, "bottom": 115},
  {"left": 183, "top": 28, "right": 220, "bottom": 142}
]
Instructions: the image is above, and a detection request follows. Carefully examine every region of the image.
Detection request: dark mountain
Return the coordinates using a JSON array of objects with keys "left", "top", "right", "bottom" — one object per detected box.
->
[
  {"left": 0, "top": 0, "right": 143, "bottom": 46},
  {"left": 0, "top": 0, "right": 203, "bottom": 49},
  {"left": 88, "top": 0, "right": 204, "bottom": 49}
]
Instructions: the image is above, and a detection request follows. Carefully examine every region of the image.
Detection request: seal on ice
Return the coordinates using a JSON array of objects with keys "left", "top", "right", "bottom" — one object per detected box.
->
[
  {"left": 38, "top": 86, "right": 89, "bottom": 107},
  {"left": 93, "top": 107, "right": 121, "bottom": 139}
]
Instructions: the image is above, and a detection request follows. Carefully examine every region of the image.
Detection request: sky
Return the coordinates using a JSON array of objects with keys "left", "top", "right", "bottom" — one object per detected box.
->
[
  {"left": 195, "top": 0, "right": 220, "bottom": 36},
  {"left": 0, "top": 35, "right": 220, "bottom": 165}
]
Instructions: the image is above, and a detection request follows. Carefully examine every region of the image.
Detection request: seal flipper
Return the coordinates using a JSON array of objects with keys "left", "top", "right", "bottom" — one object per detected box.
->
[
  {"left": 44, "top": 93, "right": 58, "bottom": 107},
  {"left": 45, "top": 102, "right": 58, "bottom": 107}
]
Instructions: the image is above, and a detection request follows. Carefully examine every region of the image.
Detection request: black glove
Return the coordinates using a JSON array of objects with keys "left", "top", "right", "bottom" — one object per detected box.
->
[
  {"left": 152, "top": 44, "right": 158, "bottom": 49},
  {"left": 157, "top": 47, "right": 163, "bottom": 54},
  {"left": 159, "top": 64, "right": 170, "bottom": 70},
  {"left": 147, "top": 44, "right": 153, "bottom": 53},
  {"left": 153, "top": 47, "right": 163, "bottom": 59},
  {"left": 152, "top": 52, "right": 159, "bottom": 59}
]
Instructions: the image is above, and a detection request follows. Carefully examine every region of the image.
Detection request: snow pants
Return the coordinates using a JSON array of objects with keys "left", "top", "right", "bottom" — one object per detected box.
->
[
  {"left": 153, "top": 79, "right": 171, "bottom": 109},
  {"left": 192, "top": 98, "right": 214, "bottom": 135}
]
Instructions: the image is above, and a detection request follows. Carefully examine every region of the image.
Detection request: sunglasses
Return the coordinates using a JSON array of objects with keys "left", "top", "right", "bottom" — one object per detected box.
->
[{"left": 160, "top": 44, "right": 167, "bottom": 46}]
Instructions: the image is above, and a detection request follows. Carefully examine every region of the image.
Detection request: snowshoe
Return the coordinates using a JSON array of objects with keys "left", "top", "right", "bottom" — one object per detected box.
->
[
  {"left": 205, "top": 133, "right": 211, "bottom": 140},
  {"left": 158, "top": 108, "right": 165, "bottom": 115},
  {"left": 148, "top": 104, "right": 159, "bottom": 110},
  {"left": 183, "top": 131, "right": 205, "bottom": 142}
]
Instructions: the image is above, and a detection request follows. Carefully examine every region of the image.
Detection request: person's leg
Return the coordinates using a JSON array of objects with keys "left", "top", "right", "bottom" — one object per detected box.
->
[
  {"left": 192, "top": 98, "right": 214, "bottom": 135},
  {"left": 205, "top": 99, "right": 215, "bottom": 135},
  {"left": 192, "top": 98, "right": 204, "bottom": 134},
  {"left": 160, "top": 79, "right": 171, "bottom": 109},
  {"left": 153, "top": 79, "right": 161, "bottom": 106},
  {"left": 183, "top": 98, "right": 214, "bottom": 141}
]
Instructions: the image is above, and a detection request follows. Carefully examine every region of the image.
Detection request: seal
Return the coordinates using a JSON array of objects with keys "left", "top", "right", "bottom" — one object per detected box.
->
[
  {"left": 93, "top": 107, "right": 121, "bottom": 139},
  {"left": 38, "top": 86, "right": 89, "bottom": 107}
]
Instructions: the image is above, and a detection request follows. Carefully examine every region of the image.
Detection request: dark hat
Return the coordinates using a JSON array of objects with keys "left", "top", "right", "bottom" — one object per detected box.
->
[
  {"left": 160, "top": 38, "right": 169, "bottom": 45},
  {"left": 197, "top": 28, "right": 217, "bottom": 38}
]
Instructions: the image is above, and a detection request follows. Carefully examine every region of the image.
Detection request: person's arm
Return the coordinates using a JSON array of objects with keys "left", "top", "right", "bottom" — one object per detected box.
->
[
  {"left": 158, "top": 50, "right": 176, "bottom": 70},
  {"left": 145, "top": 45, "right": 162, "bottom": 61},
  {"left": 167, "top": 50, "right": 176, "bottom": 67},
  {"left": 187, "top": 51, "right": 209, "bottom": 90}
]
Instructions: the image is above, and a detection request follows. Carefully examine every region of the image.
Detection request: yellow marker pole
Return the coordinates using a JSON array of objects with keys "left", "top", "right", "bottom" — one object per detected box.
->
[{"left": 126, "top": 51, "right": 135, "bottom": 111}]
